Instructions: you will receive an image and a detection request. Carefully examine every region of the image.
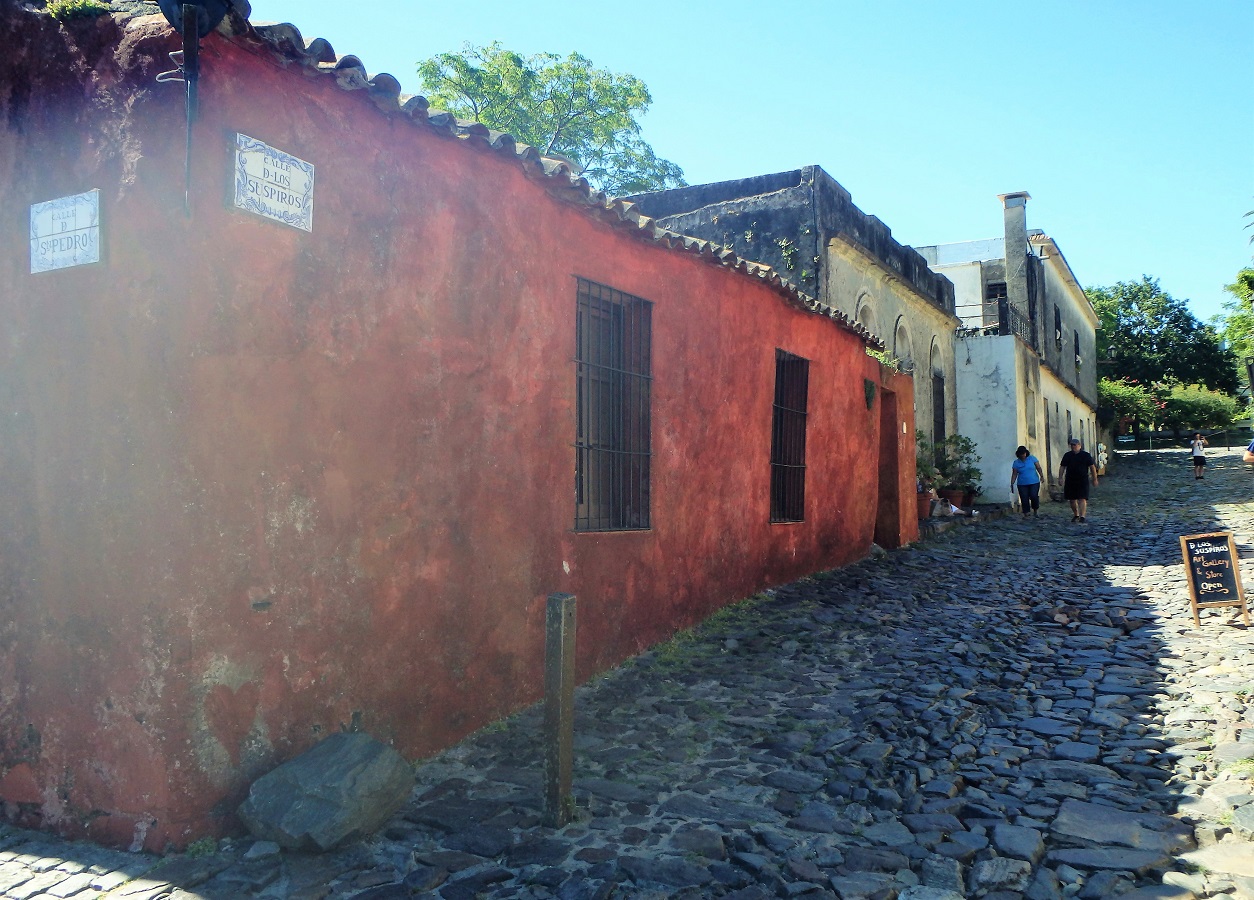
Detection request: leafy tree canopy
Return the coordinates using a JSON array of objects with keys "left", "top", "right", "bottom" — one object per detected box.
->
[
  {"left": 1089, "top": 276, "right": 1239, "bottom": 395},
  {"left": 1100, "top": 377, "right": 1241, "bottom": 435},
  {"left": 1228, "top": 267, "right": 1254, "bottom": 306},
  {"left": 1160, "top": 383, "right": 1241, "bottom": 434},
  {"left": 417, "top": 42, "right": 685, "bottom": 196},
  {"left": 1215, "top": 268, "right": 1254, "bottom": 366},
  {"left": 1098, "top": 377, "right": 1159, "bottom": 430}
]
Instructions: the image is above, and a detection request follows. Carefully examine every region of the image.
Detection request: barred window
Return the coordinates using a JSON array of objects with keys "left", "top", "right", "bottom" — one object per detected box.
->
[
  {"left": 770, "top": 349, "right": 809, "bottom": 523},
  {"left": 574, "top": 278, "right": 652, "bottom": 531}
]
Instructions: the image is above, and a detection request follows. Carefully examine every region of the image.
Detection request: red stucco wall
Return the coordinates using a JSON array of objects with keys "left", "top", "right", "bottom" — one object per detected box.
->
[{"left": 0, "top": 9, "right": 917, "bottom": 848}]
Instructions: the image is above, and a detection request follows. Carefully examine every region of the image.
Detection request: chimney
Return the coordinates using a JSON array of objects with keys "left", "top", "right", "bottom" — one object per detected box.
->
[{"left": 998, "top": 191, "right": 1031, "bottom": 320}]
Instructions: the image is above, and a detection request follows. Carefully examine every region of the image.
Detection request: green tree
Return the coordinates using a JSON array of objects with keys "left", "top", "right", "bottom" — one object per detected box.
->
[
  {"left": 1213, "top": 268, "right": 1254, "bottom": 395},
  {"left": 1098, "top": 377, "right": 1160, "bottom": 433},
  {"left": 1089, "top": 276, "right": 1239, "bottom": 395},
  {"left": 1229, "top": 267, "right": 1254, "bottom": 306},
  {"left": 417, "top": 42, "right": 685, "bottom": 196},
  {"left": 1159, "top": 383, "right": 1241, "bottom": 435}
]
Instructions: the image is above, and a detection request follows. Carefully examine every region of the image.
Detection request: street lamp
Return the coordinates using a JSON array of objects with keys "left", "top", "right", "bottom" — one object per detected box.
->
[{"left": 155, "top": 1, "right": 231, "bottom": 216}]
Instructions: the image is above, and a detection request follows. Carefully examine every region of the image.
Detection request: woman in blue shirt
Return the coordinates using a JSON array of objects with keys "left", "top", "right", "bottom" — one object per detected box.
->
[{"left": 1011, "top": 445, "right": 1045, "bottom": 518}]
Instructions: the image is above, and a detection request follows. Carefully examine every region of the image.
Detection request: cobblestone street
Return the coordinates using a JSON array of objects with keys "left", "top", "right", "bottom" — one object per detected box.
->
[{"left": 2, "top": 448, "right": 1253, "bottom": 899}]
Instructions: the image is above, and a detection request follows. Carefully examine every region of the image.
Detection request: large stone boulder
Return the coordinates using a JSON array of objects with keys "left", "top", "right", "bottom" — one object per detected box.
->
[
  {"left": 238, "top": 732, "right": 414, "bottom": 851},
  {"left": 1051, "top": 798, "right": 1195, "bottom": 854}
]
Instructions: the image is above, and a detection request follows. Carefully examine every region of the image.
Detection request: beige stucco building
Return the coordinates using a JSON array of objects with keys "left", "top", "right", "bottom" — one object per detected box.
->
[
  {"left": 834, "top": 234, "right": 960, "bottom": 447},
  {"left": 629, "top": 166, "right": 960, "bottom": 447}
]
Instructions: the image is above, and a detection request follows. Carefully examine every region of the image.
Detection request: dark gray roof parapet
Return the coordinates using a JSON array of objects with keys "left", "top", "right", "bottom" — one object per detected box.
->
[
  {"left": 627, "top": 166, "right": 955, "bottom": 317},
  {"left": 629, "top": 170, "right": 809, "bottom": 219}
]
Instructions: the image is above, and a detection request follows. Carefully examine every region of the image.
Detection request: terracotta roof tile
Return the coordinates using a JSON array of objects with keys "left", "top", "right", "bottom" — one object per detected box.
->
[{"left": 115, "top": 4, "right": 886, "bottom": 349}]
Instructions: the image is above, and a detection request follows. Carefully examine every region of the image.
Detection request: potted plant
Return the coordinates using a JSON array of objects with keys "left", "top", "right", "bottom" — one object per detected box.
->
[
  {"left": 959, "top": 470, "right": 982, "bottom": 508},
  {"left": 915, "top": 435, "right": 940, "bottom": 519},
  {"left": 936, "top": 434, "right": 982, "bottom": 508}
]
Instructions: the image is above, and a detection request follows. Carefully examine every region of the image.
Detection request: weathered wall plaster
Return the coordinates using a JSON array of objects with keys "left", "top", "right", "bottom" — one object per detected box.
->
[
  {"left": 827, "top": 238, "right": 958, "bottom": 447},
  {"left": 0, "top": 6, "right": 917, "bottom": 848},
  {"left": 1041, "top": 368, "right": 1099, "bottom": 477},
  {"left": 919, "top": 216, "right": 1099, "bottom": 494},
  {"left": 955, "top": 335, "right": 1022, "bottom": 493},
  {"left": 1036, "top": 245, "right": 1099, "bottom": 408}
]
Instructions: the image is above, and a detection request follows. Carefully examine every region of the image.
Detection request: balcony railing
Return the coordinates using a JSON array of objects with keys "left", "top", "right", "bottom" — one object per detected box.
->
[{"left": 955, "top": 299, "right": 1037, "bottom": 351}]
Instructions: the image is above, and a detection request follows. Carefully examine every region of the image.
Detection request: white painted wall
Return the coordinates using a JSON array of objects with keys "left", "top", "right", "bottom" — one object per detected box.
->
[
  {"left": 955, "top": 333, "right": 1020, "bottom": 498},
  {"left": 933, "top": 261, "right": 986, "bottom": 328},
  {"left": 923, "top": 233, "right": 1099, "bottom": 494}
]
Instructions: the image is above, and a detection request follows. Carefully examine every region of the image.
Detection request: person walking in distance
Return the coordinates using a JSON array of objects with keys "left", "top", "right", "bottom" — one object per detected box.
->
[
  {"left": 1010, "top": 445, "right": 1045, "bottom": 518},
  {"left": 1190, "top": 432, "right": 1208, "bottom": 480},
  {"left": 1059, "top": 437, "right": 1098, "bottom": 523}
]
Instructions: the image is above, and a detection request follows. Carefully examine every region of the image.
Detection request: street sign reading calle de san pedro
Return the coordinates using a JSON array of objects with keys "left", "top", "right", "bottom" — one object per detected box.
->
[
  {"left": 233, "top": 133, "right": 314, "bottom": 232},
  {"left": 30, "top": 190, "right": 101, "bottom": 274}
]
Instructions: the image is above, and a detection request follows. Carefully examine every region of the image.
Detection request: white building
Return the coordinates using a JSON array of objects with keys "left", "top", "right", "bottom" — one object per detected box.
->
[{"left": 917, "top": 193, "right": 1099, "bottom": 494}]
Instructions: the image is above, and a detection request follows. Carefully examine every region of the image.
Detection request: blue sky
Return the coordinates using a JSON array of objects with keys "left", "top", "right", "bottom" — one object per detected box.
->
[{"left": 247, "top": 0, "right": 1250, "bottom": 322}]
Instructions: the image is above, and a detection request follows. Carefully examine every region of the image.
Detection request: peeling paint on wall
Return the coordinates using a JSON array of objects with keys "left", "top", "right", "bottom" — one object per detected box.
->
[
  {"left": 189, "top": 656, "right": 273, "bottom": 790},
  {"left": 0, "top": 7, "right": 919, "bottom": 847}
]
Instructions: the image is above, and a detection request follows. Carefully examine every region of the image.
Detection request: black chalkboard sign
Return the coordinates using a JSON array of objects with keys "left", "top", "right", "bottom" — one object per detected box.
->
[{"left": 1179, "top": 532, "right": 1251, "bottom": 628}]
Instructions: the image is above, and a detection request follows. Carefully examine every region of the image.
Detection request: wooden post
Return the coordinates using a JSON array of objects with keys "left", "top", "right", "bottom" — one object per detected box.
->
[{"left": 543, "top": 593, "right": 576, "bottom": 827}]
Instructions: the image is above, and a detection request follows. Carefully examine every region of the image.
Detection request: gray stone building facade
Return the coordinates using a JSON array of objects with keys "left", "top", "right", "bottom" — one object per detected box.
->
[{"left": 629, "top": 167, "right": 960, "bottom": 447}]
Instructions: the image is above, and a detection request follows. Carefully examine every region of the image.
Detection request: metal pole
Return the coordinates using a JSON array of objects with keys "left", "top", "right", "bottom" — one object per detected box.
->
[
  {"left": 543, "top": 593, "right": 576, "bottom": 827},
  {"left": 182, "top": 4, "right": 199, "bottom": 217}
]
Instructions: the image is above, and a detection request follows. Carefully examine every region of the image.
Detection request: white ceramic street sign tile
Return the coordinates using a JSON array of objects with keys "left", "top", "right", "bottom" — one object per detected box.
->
[
  {"left": 233, "top": 133, "right": 314, "bottom": 232},
  {"left": 30, "top": 190, "right": 101, "bottom": 274}
]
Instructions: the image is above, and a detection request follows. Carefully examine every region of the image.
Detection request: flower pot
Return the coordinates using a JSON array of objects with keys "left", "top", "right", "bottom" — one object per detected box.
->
[
  {"left": 917, "top": 491, "right": 935, "bottom": 520},
  {"left": 938, "top": 489, "right": 965, "bottom": 509},
  {"left": 962, "top": 490, "right": 977, "bottom": 507}
]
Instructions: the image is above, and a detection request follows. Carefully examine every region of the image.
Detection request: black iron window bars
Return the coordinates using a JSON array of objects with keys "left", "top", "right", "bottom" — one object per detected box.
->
[
  {"left": 770, "top": 349, "right": 809, "bottom": 523},
  {"left": 574, "top": 278, "right": 652, "bottom": 531}
]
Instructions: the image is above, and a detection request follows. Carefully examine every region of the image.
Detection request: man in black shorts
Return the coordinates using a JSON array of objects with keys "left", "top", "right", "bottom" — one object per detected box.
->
[{"left": 1059, "top": 438, "right": 1098, "bottom": 523}]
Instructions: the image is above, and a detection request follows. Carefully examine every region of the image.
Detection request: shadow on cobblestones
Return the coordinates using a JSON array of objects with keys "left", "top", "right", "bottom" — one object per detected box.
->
[{"left": 1, "top": 449, "right": 1252, "bottom": 899}]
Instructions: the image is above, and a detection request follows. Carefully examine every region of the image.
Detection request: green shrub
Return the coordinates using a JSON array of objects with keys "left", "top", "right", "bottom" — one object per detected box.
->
[
  {"left": 915, "top": 433, "right": 941, "bottom": 489},
  {"left": 1160, "top": 382, "right": 1241, "bottom": 434},
  {"left": 936, "top": 434, "right": 982, "bottom": 492},
  {"left": 185, "top": 837, "right": 218, "bottom": 858},
  {"left": 918, "top": 433, "right": 982, "bottom": 492},
  {"left": 46, "top": 0, "right": 111, "bottom": 20}
]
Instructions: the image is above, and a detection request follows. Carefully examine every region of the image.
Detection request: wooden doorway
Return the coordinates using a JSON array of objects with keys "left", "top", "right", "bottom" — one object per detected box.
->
[{"left": 875, "top": 388, "right": 902, "bottom": 548}]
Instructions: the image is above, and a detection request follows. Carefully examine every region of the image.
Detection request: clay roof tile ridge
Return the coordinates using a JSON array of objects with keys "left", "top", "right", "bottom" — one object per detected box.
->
[{"left": 223, "top": 11, "right": 880, "bottom": 347}]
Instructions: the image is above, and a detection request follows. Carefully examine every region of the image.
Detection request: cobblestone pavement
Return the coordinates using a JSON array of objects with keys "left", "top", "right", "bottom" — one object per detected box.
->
[{"left": 2, "top": 449, "right": 1253, "bottom": 900}]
